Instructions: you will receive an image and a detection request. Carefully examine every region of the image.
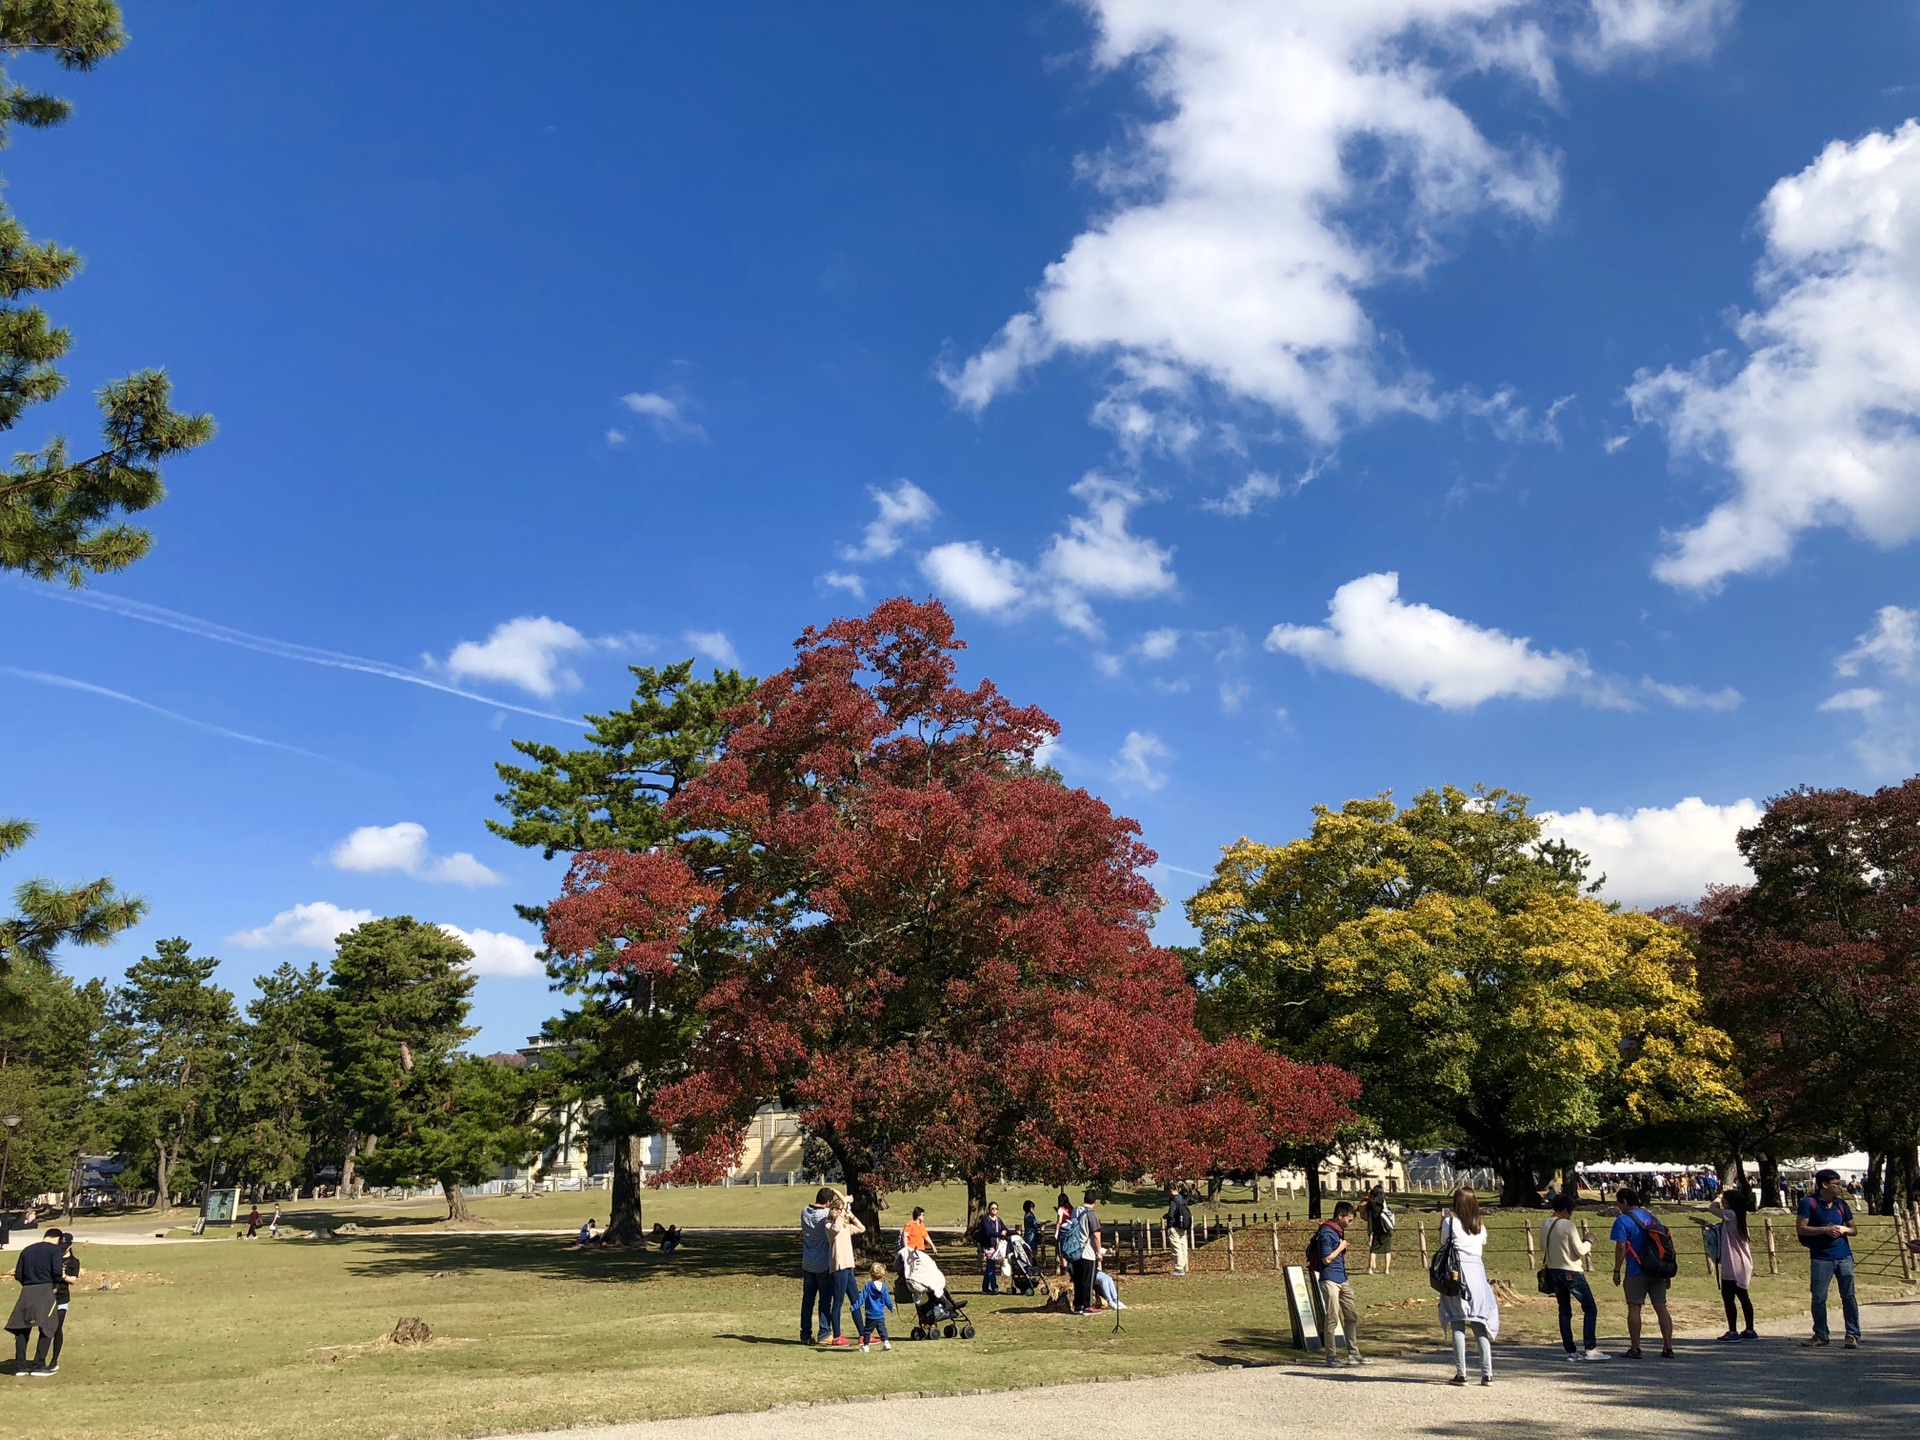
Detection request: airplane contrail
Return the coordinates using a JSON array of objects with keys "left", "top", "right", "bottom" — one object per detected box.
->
[
  {"left": 0, "top": 664, "right": 333, "bottom": 761},
  {"left": 21, "top": 587, "right": 581, "bottom": 725}
]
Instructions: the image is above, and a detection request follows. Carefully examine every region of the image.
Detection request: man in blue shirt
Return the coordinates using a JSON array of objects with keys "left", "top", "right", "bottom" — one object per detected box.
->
[
  {"left": 1310, "top": 1202, "right": 1367, "bottom": 1368},
  {"left": 1609, "top": 1187, "right": 1674, "bottom": 1359},
  {"left": 1797, "top": 1168, "right": 1860, "bottom": 1347},
  {"left": 799, "top": 1189, "right": 836, "bottom": 1344}
]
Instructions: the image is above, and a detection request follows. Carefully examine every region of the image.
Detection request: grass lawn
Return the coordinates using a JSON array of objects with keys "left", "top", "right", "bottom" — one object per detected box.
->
[{"left": 11, "top": 1204, "right": 1913, "bottom": 1440}]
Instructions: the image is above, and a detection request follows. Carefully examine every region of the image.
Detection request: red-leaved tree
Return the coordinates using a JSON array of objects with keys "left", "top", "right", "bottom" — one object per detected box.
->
[{"left": 545, "top": 598, "right": 1355, "bottom": 1243}]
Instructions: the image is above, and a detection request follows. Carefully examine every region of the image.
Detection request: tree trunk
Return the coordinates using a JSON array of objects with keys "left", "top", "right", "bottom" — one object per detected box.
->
[
  {"left": 442, "top": 1178, "right": 473, "bottom": 1222},
  {"left": 603, "top": 1133, "right": 647, "bottom": 1246},
  {"left": 964, "top": 1174, "right": 989, "bottom": 1239},
  {"left": 1865, "top": 1150, "right": 1884, "bottom": 1213},
  {"left": 1497, "top": 1163, "right": 1542, "bottom": 1208},
  {"left": 1757, "top": 1153, "right": 1781, "bottom": 1210},
  {"left": 1898, "top": 1142, "right": 1920, "bottom": 1211},
  {"left": 341, "top": 1130, "right": 358, "bottom": 1199},
  {"left": 1304, "top": 1158, "right": 1323, "bottom": 1219},
  {"left": 153, "top": 1140, "right": 173, "bottom": 1215}
]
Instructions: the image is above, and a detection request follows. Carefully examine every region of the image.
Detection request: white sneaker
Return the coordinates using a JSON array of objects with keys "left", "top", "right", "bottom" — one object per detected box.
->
[
  {"left": 1564, "top": 1351, "right": 1583, "bottom": 1362},
  {"left": 1583, "top": 1349, "right": 1611, "bottom": 1362},
  {"left": 860, "top": 1343, "right": 870, "bottom": 1353},
  {"left": 882, "top": 1341, "right": 892, "bottom": 1351}
]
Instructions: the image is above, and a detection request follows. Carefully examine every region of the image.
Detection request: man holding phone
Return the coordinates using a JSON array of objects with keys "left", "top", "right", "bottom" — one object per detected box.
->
[{"left": 1797, "top": 1168, "right": 1860, "bottom": 1348}]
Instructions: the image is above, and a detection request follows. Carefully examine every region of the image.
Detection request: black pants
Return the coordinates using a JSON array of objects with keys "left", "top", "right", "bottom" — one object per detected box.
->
[
  {"left": 1071, "top": 1257, "right": 1095, "bottom": 1312},
  {"left": 1722, "top": 1278, "right": 1754, "bottom": 1331}
]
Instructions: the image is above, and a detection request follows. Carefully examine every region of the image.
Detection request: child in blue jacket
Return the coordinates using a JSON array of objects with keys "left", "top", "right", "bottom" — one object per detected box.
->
[{"left": 855, "top": 1262, "right": 895, "bottom": 1352}]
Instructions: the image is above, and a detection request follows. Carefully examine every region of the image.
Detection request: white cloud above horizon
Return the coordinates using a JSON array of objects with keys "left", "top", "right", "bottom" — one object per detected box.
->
[
  {"left": 842, "top": 480, "right": 939, "bottom": 563},
  {"left": 431, "top": 616, "right": 594, "bottom": 698},
  {"left": 1634, "top": 120, "right": 1920, "bottom": 589},
  {"left": 1821, "top": 604, "right": 1920, "bottom": 773},
  {"left": 1266, "top": 572, "right": 1591, "bottom": 708},
  {"left": 438, "top": 923, "right": 543, "bottom": 978},
  {"left": 328, "top": 821, "right": 502, "bottom": 887},
  {"left": 684, "top": 628, "right": 741, "bottom": 667},
  {"left": 1109, "top": 729, "right": 1173, "bottom": 792},
  {"left": 228, "top": 900, "right": 375, "bottom": 950},
  {"left": 620, "top": 390, "right": 705, "bottom": 441},
  {"left": 942, "top": 1, "right": 1726, "bottom": 442},
  {"left": 1542, "top": 795, "right": 1760, "bottom": 909},
  {"left": 918, "top": 474, "right": 1174, "bottom": 636}
]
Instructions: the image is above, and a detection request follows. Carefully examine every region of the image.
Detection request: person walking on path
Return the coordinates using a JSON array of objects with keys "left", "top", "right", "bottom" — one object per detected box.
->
[
  {"left": 1165, "top": 1186, "right": 1193, "bottom": 1277},
  {"left": 6, "top": 1226, "right": 63, "bottom": 1377},
  {"left": 268, "top": 1204, "right": 282, "bottom": 1238},
  {"left": 799, "top": 1187, "right": 836, "bottom": 1345},
  {"left": 1610, "top": 1187, "right": 1675, "bottom": 1360},
  {"left": 976, "top": 1201, "right": 1011, "bottom": 1294},
  {"left": 854, "top": 1262, "right": 894, "bottom": 1352},
  {"left": 1541, "top": 1189, "right": 1608, "bottom": 1362},
  {"left": 1706, "top": 1185, "right": 1757, "bottom": 1341},
  {"left": 824, "top": 1193, "right": 866, "bottom": 1348},
  {"left": 1062, "top": 1190, "right": 1103, "bottom": 1315},
  {"left": 1797, "top": 1168, "right": 1860, "bottom": 1349},
  {"left": 246, "top": 1205, "right": 261, "bottom": 1239},
  {"left": 1437, "top": 1190, "right": 1500, "bottom": 1386},
  {"left": 1308, "top": 1201, "right": 1368, "bottom": 1368},
  {"left": 1361, "top": 1183, "right": 1395, "bottom": 1276}
]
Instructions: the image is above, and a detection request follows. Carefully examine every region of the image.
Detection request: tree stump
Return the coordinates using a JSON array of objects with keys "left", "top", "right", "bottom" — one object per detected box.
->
[{"left": 390, "top": 1317, "right": 432, "bottom": 1346}]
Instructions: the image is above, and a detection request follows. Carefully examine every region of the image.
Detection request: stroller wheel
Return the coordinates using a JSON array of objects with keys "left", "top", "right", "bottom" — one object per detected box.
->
[
  {"left": 944, "top": 1323, "right": 957, "bottom": 1339},
  {"left": 909, "top": 1326, "right": 924, "bottom": 1341},
  {"left": 960, "top": 1324, "right": 976, "bottom": 1340}
]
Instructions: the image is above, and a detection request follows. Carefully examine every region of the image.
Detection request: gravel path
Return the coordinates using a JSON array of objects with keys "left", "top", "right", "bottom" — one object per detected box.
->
[{"left": 495, "top": 1299, "right": 1920, "bottom": 1440}]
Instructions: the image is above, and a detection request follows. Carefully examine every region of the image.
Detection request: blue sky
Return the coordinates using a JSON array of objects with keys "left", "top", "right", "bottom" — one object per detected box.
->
[{"left": 7, "top": 1, "right": 1920, "bottom": 1052}]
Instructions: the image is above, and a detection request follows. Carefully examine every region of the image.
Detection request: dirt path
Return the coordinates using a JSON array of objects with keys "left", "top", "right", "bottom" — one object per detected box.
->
[{"left": 490, "top": 1299, "right": 1920, "bottom": 1439}]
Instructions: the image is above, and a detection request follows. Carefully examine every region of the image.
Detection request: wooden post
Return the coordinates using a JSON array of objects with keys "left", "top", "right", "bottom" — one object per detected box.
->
[
  {"left": 1894, "top": 1208, "right": 1913, "bottom": 1284},
  {"left": 1272, "top": 1217, "right": 1281, "bottom": 1271},
  {"left": 1578, "top": 1218, "right": 1592, "bottom": 1272},
  {"left": 1765, "top": 1215, "right": 1779, "bottom": 1276},
  {"left": 1227, "top": 1224, "right": 1236, "bottom": 1272},
  {"left": 1418, "top": 1220, "right": 1430, "bottom": 1268},
  {"left": 1525, "top": 1221, "right": 1537, "bottom": 1269}
]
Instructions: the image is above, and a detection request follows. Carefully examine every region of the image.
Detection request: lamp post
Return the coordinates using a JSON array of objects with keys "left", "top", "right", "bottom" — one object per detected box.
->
[
  {"left": 0, "top": 1115, "right": 21, "bottom": 1248},
  {"left": 202, "top": 1135, "right": 222, "bottom": 1218}
]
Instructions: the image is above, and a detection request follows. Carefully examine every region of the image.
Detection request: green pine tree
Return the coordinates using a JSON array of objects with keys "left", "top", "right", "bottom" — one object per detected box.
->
[{"left": 0, "top": 818, "right": 144, "bottom": 979}]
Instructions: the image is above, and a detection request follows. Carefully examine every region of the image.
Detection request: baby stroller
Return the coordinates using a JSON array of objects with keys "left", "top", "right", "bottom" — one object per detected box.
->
[
  {"left": 897, "top": 1246, "right": 975, "bottom": 1341},
  {"left": 1005, "top": 1232, "right": 1042, "bottom": 1297}
]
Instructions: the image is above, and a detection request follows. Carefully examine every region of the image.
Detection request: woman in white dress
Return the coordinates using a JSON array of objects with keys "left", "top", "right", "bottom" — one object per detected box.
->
[{"left": 1437, "top": 1187, "right": 1500, "bottom": 1385}]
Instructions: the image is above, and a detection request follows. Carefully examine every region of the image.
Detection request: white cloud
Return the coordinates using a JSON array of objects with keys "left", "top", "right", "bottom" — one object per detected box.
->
[
  {"left": 1219, "top": 680, "right": 1251, "bottom": 712},
  {"left": 620, "top": 391, "right": 704, "bottom": 440},
  {"left": 1641, "top": 679, "right": 1743, "bottom": 712},
  {"left": 1205, "top": 470, "right": 1287, "bottom": 518},
  {"left": 433, "top": 616, "right": 592, "bottom": 698},
  {"left": 605, "top": 428, "right": 629, "bottom": 446},
  {"left": 328, "top": 822, "right": 503, "bottom": 887},
  {"left": 1634, "top": 122, "right": 1920, "bottom": 589},
  {"left": 1110, "top": 730, "right": 1172, "bottom": 792},
  {"left": 820, "top": 571, "right": 867, "bottom": 598},
  {"left": 842, "top": 480, "right": 939, "bottom": 562},
  {"left": 1580, "top": 0, "right": 1736, "bottom": 63},
  {"left": 945, "top": 2, "right": 1721, "bottom": 439},
  {"left": 438, "top": 924, "right": 543, "bottom": 979},
  {"left": 1139, "top": 627, "right": 1180, "bottom": 660},
  {"left": 1541, "top": 796, "right": 1760, "bottom": 909},
  {"left": 920, "top": 541, "right": 1032, "bottom": 615},
  {"left": 683, "top": 629, "right": 741, "bottom": 667},
  {"left": 1822, "top": 605, "right": 1920, "bottom": 773},
  {"left": 921, "top": 476, "right": 1175, "bottom": 636},
  {"left": 1042, "top": 475, "right": 1177, "bottom": 601},
  {"left": 1266, "top": 572, "right": 1590, "bottom": 709},
  {"left": 228, "top": 901, "right": 374, "bottom": 950}
]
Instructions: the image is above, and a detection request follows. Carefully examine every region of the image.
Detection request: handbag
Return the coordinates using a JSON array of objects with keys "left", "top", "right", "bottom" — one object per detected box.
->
[
  {"left": 1428, "top": 1233, "right": 1464, "bottom": 1297},
  {"left": 1537, "top": 1217, "right": 1563, "bottom": 1295}
]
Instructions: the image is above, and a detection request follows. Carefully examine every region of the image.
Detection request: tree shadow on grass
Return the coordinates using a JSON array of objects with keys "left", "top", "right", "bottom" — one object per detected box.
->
[{"left": 339, "top": 1230, "right": 795, "bottom": 1284}]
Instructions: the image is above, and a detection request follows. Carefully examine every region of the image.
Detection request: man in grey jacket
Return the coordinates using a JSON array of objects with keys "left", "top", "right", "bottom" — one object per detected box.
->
[{"left": 799, "top": 1189, "right": 836, "bottom": 1344}]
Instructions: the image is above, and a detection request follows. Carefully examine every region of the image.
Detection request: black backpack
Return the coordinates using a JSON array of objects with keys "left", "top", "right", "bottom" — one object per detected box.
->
[
  {"left": 1625, "top": 1209, "right": 1679, "bottom": 1280},
  {"left": 1427, "top": 1234, "right": 1463, "bottom": 1297}
]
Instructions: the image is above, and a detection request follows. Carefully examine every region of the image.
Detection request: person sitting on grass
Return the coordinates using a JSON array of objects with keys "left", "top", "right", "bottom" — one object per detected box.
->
[
  {"left": 577, "top": 1219, "right": 598, "bottom": 1245},
  {"left": 855, "top": 1263, "right": 895, "bottom": 1352},
  {"left": 1091, "top": 1265, "right": 1127, "bottom": 1312}
]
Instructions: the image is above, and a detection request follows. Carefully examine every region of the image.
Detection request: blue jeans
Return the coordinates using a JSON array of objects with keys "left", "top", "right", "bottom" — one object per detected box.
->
[
  {"left": 1809, "top": 1255, "right": 1860, "bottom": 1341},
  {"left": 800, "top": 1268, "right": 834, "bottom": 1341},
  {"left": 1553, "top": 1270, "right": 1598, "bottom": 1352}
]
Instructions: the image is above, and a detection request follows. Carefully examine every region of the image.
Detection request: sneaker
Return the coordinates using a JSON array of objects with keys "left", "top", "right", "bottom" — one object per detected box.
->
[
  {"left": 882, "top": 1341, "right": 892, "bottom": 1351},
  {"left": 1740, "top": 1329, "right": 1759, "bottom": 1341},
  {"left": 860, "top": 1343, "right": 870, "bottom": 1353},
  {"left": 1801, "top": 1336, "right": 1829, "bottom": 1348},
  {"left": 1844, "top": 1336, "right": 1859, "bottom": 1350},
  {"left": 1447, "top": 1374, "right": 1468, "bottom": 1386},
  {"left": 38, "top": 1365, "right": 57, "bottom": 1376},
  {"left": 828, "top": 1337, "right": 853, "bottom": 1349},
  {"left": 1623, "top": 1348, "right": 1643, "bottom": 1360},
  {"left": 1347, "top": 1354, "right": 1371, "bottom": 1366},
  {"left": 1325, "top": 1357, "right": 1341, "bottom": 1368},
  {"left": 1480, "top": 1375, "right": 1493, "bottom": 1386},
  {"left": 1660, "top": 1346, "right": 1674, "bottom": 1359},
  {"left": 1583, "top": 1349, "right": 1611, "bottom": 1362},
  {"left": 27, "top": 1368, "right": 53, "bottom": 1379},
  {"left": 1564, "top": 1351, "right": 1584, "bottom": 1362},
  {"left": 1717, "top": 1330, "right": 1739, "bottom": 1342}
]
